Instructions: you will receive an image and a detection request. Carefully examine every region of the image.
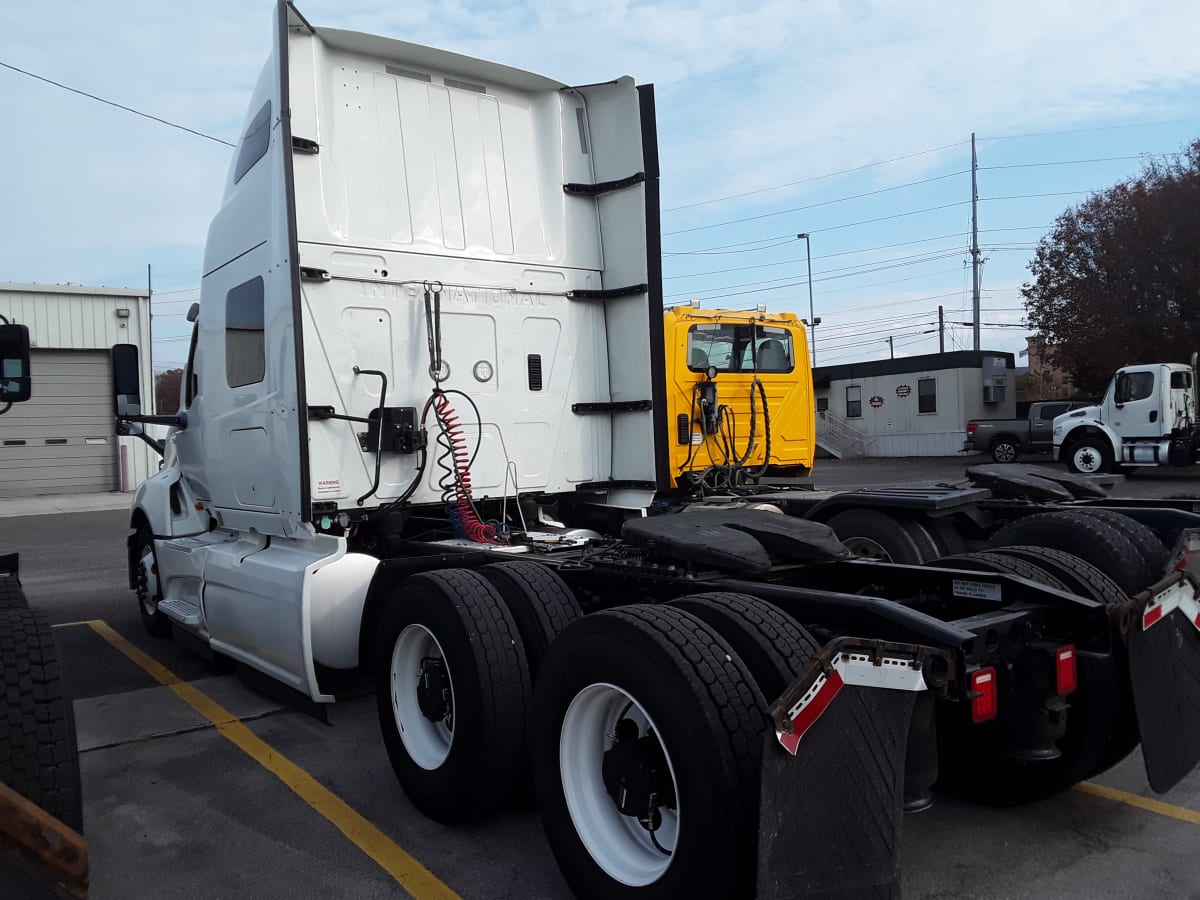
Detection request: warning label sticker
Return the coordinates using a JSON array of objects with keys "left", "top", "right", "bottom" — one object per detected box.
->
[
  {"left": 952, "top": 579, "right": 1002, "bottom": 601},
  {"left": 315, "top": 478, "right": 343, "bottom": 497}
]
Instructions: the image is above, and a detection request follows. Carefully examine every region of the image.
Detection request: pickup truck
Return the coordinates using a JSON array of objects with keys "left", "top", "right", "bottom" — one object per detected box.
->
[{"left": 964, "top": 400, "right": 1092, "bottom": 462}]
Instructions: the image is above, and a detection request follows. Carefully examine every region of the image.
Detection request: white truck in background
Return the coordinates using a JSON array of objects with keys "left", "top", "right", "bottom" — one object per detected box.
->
[{"left": 1053, "top": 357, "right": 1199, "bottom": 474}]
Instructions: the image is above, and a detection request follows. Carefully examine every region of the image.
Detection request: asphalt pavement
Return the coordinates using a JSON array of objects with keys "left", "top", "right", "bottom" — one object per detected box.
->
[{"left": 3, "top": 455, "right": 1200, "bottom": 899}]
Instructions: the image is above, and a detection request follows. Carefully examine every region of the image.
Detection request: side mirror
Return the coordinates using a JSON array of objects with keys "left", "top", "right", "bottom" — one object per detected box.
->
[
  {"left": 112, "top": 343, "right": 142, "bottom": 416},
  {"left": 0, "top": 323, "right": 32, "bottom": 405}
]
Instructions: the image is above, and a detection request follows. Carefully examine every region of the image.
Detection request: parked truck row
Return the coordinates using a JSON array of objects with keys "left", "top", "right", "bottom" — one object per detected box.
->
[{"left": 4, "top": 4, "right": 1200, "bottom": 898}]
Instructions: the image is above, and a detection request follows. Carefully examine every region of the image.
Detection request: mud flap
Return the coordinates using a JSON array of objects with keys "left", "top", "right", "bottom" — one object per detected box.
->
[
  {"left": 757, "top": 641, "right": 942, "bottom": 900},
  {"left": 1127, "top": 572, "right": 1200, "bottom": 793}
]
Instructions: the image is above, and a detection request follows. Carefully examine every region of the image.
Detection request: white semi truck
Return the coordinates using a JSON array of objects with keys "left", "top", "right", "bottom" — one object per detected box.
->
[
  {"left": 1054, "top": 358, "right": 1199, "bottom": 474},
  {"left": 110, "top": 4, "right": 1200, "bottom": 897}
]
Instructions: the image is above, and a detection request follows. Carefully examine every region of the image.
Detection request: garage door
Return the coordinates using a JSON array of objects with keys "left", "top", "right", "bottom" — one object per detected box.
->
[{"left": 0, "top": 350, "right": 117, "bottom": 497}]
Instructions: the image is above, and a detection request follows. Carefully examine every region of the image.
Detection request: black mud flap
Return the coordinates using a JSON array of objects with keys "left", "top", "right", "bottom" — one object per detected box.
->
[
  {"left": 757, "top": 640, "right": 945, "bottom": 900},
  {"left": 1127, "top": 572, "right": 1200, "bottom": 793}
]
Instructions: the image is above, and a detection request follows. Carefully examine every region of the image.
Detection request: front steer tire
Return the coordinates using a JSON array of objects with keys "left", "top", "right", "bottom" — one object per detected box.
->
[
  {"left": 133, "top": 526, "right": 171, "bottom": 638},
  {"left": 375, "top": 568, "right": 530, "bottom": 823},
  {"left": 532, "top": 605, "right": 766, "bottom": 900}
]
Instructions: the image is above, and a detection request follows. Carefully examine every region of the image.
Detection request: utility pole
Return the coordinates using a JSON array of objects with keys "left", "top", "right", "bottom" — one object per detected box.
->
[
  {"left": 887, "top": 335, "right": 894, "bottom": 359},
  {"left": 938, "top": 305, "right": 945, "bottom": 353},
  {"left": 798, "top": 233, "right": 817, "bottom": 366},
  {"left": 147, "top": 263, "right": 154, "bottom": 413},
  {"left": 970, "top": 132, "right": 981, "bottom": 351}
]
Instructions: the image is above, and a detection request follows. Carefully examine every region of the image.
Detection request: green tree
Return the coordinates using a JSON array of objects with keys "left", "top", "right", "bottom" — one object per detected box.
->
[{"left": 1022, "top": 139, "right": 1200, "bottom": 394}]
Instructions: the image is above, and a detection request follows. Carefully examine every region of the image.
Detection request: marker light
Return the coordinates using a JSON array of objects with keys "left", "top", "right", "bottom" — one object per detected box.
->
[
  {"left": 970, "top": 667, "right": 998, "bottom": 724},
  {"left": 1055, "top": 645, "right": 1077, "bottom": 696}
]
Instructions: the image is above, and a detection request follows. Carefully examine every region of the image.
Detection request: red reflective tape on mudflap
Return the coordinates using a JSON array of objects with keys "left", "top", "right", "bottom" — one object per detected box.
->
[
  {"left": 1141, "top": 576, "right": 1200, "bottom": 634},
  {"left": 777, "top": 669, "right": 844, "bottom": 756},
  {"left": 1143, "top": 604, "right": 1165, "bottom": 630}
]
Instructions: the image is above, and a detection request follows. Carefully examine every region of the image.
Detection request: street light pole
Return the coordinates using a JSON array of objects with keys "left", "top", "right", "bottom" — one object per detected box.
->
[{"left": 798, "top": 233, "right": 816, "bottom": 366}]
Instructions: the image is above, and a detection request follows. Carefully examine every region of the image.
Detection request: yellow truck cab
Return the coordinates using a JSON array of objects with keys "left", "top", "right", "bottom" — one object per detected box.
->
[{"left": 663, "top": 304, "right": 816, "bottom": 486}]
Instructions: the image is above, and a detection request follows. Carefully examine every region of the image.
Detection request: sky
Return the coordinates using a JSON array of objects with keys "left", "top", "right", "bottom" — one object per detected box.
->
[{"left": 1, "top": 0, "right": 1198, "bottom": 372}]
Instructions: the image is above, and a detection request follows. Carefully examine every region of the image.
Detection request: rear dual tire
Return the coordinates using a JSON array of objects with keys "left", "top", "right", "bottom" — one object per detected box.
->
[
  {"left": 826, "top": 509, "right": 959, "bottom": 564},
  {"left": 532, "top": 605, "right": 767, "bottom": 899},
  {"left": 375, "top": 569, "right": 531, "bottom": 823}
]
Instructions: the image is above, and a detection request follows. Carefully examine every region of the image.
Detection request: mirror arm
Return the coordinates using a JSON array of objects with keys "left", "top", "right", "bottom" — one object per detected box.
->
[
  {"left": 118, "top": 413, "right": 187, "bottom": 427},
  {"left": 131, "top": 429, "right": 166, "bottom": 455}
]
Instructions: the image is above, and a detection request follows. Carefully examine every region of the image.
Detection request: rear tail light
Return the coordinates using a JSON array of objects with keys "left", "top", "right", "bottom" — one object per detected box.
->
[
  {"left": 966, "top": 423, "right": 978, "bottom": 434},
  {"left": 1055, "top": 645, "right": 1077, "bottom": 696},
  {"left": 969, "top": 667, "right": 998, "bottom": 724}
]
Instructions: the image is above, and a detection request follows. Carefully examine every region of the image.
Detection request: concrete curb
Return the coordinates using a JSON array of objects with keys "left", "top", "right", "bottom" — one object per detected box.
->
[{"left": 0, "top": 492, "right": 132, "bottom": 519}]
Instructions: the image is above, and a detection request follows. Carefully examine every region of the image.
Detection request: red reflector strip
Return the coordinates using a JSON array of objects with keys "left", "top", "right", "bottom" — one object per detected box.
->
[
  {"left": 1143, "top": 604, "right": 1164, "bottom": 629},
  {"left": 1055, "top": 645, "right": 1077, "bottom": 696},
  {"left": 778, "top": 669, "right": 844, "bottom": 756},
  {"left": 970, "top": 668, "right": 998, "bottom": 724}
]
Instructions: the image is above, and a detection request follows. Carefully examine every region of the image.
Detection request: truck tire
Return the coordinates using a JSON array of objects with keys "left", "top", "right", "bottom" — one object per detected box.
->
[
  {"left": 668, "top": 592, "right": 820, "bottom": 701},
  {"left": 826, "top": 509, "right": 939, "bottom": 564},
  {"left": 532, "top": 605, "right": 766, "bottom": 900},
  {"left": 984, "top": 545, "right": 1139, "bottom": 775},
  {"left": 931, "top": 553, "right": 1123, "bottom": 807},
  {"left": 990, "top": 438, "right": 1019, "bottom": 464},
  {"left": 1064, "top": 437, "right": 1113, "bottom": 475},
  {"left": 478, "top": 561, "right": 582, "bottom": 680},
  {"left": 0, "top": 576, "right": 29, "bottom": 611},
  {"left": 133, "top": 527, "right": 172, "bottom": 638},
  {"left": 0, "top": 608, "right": 84, "bottom": 833},
  {"left": 1070, "top": 509, "right": 1169, "bottom": 583},
  {"left": 375, "top": 569, "right": 530, "bottom": 823},
  {"left": 983, "top": 510, "right": 1153, "bottom": 595},
  {"left": 926, "top": 551, "right": 1070, "bottom": 592}
]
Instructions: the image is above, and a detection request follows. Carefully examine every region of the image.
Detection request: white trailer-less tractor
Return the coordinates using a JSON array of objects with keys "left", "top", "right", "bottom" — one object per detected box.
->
[
  {"left": 112, "top": 5, "right": 1200, "bottom": 897},
  {"left": 1053, "top": 358, "right": 1200, "bottom": 474}
]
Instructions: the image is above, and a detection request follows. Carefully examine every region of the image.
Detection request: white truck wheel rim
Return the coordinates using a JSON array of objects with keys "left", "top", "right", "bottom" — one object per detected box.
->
[
  {"left": 1073, "top": 446, "right": 1101, "bottom": 473},
  {"left": 560, "top": 683, "right": 680, "bottom": 886},
  {"left": 841, "top": 536, "right": 889, "bottom": 561},
  {"left": 139, "top": 548, "right": 159, "bottom": 616},
  {"left": 390, "top": 624, "right": 455, "bottom": 770}
]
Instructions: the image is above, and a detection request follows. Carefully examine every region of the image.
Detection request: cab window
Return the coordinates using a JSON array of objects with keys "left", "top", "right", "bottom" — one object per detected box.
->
[
  {"left": 686, "top": 324, "right": 794, "bottom": 373},
  {"left": 1115, "top": 371, "right": 1154, "bottom": 404}
]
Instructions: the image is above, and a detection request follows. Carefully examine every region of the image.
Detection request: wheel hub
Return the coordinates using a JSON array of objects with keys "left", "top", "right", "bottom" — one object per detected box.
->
[
  {"left": 136, "top": 551, "right": 157, "bottom": 615},
  {"left": 416, "top": 656, "right": 453, "bottom": 725},
  {"left": 601, "top": 717, "right": 676, "bottom": 828}
]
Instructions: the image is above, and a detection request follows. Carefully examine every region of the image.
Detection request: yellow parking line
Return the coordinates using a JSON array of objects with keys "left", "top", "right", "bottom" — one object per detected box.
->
[
  {"left": 1076, "top": 781, "right": 1200, "bottom": 826},
  {"left": 81, "top": 619, "right": 459, "bottom": 900}
]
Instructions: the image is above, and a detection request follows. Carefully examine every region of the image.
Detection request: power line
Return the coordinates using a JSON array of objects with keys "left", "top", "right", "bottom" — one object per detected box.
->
[
  {"left": 979, "top": 153, "right": 1181, "bottom": 171},
  {"left": 664, "top": 244, "right": 966, "bottom": 282},
  {"left": 662, "top": 140, "right": 969, "bottom": 213},
  {"left": 666, "top": 254, "right": 967, "bottom": 301},
  {"left": 980, "top": 118, "right": 1200, "bottom": 142},
  {"left": 0, "top": 60, "right": 235, "bottom": 147},
  {"left": 981, "top": 190, "right": 1096, "bottom": 202},
  {"left": 662, "top": 171, "right": 970, "bottom": 236},
  {"left": 664, "top": 224, "right": 1051, "bottom": 256}
]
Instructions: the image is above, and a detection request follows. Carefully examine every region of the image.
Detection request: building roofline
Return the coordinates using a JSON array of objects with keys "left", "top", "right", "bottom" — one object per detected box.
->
[
  {"left": 0, "top": 282, "right": 149, "bottom": 299},
  {"left": 813, "top": 349, "right": 1014, "bottom": 385}
]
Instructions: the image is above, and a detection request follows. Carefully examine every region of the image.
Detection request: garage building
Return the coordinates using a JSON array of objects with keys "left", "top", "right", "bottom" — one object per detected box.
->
[{"left": 0, "top": 283, "right": 156, "bottom": 497}]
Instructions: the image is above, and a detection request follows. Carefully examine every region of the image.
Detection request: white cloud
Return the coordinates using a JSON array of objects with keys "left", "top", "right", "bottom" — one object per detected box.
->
[{"left": 0, "top": 0, "right": 1196, "bottom": 297}]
